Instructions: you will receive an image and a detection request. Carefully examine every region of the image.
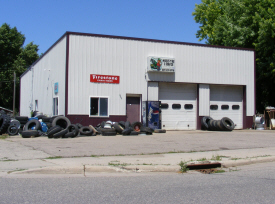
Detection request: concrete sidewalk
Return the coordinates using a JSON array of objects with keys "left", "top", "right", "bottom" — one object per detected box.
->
[{"left": 1, "top": 130, "right": 275, "bottom": 176}]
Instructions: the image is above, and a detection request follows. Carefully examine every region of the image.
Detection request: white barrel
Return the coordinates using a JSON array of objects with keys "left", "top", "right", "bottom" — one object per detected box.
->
[
  {"left": 270, "top": 119, "right": 275, "bottom": 130},
  {"left": 255, "top": 117, "right": 264, "bottom": 124}
]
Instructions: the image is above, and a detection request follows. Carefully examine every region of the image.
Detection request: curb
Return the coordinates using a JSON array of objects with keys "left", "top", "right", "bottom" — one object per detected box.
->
[{"left": 7, "top": 156, "right": 275, "bottom": 175}]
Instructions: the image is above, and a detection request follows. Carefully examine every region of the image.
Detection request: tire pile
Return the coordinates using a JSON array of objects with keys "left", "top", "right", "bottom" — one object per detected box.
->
[
  {"left": 201, "top": 116, "right": 235, "bottom": 131},
  {"left": 1, "top": 110, "right": 155, "bottom": 138}
]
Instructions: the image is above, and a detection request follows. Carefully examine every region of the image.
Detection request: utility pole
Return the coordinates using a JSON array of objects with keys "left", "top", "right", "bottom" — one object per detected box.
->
[{"left": 13, "top": 72, "right": 16, "bottom": 116}]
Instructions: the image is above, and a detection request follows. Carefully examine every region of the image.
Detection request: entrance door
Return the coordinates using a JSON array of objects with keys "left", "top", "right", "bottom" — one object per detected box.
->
[{"left": 126, "top": 97, "right": 140, "bottom": 123}]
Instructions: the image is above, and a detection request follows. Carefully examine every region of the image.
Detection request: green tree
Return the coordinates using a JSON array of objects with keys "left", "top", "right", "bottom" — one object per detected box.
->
[
  {"left": 0, "top": 23, "right": 39, "bottom": 112},
  {"left": 193, "top": 0, "right": 275, "bottom": 112}
]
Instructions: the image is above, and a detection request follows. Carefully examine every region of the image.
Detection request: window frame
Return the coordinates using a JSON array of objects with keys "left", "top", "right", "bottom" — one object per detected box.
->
[
  {"left": 89, "top": 96, "right": 109, "bottom": 117},
  {"left": 53, "top": 97, "right": 58, "bottom": 116}
]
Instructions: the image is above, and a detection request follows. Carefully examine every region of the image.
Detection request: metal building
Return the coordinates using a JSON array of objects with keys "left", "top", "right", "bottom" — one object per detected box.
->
[{"left": 20, "top": 32, "right": 255, "bottom": 130}]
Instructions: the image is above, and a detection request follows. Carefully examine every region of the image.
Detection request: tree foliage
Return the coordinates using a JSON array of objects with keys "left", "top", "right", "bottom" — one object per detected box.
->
[
  {"left": 193, "top": 0, "right": 275, "bottom": 112},
  {"left": 0, "top": 23, "right": 39, "bottom": 112}
]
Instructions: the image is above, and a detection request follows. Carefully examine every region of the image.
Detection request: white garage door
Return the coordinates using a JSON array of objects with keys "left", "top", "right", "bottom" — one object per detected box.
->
[
  {"left": 210, "top": 85, "right": 243, "bottom": 129},
  {"left": 159, "top": 83, "right": 197, "bottom": 130}
]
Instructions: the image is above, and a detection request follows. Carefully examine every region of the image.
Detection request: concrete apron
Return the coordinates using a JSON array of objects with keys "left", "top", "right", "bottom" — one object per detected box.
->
[{"left": 1, "top": 130, "right": 275, "bottom": 176}]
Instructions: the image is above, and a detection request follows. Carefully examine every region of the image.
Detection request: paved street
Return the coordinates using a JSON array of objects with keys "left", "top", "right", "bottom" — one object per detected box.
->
[{"left": 1, "top": 162, "right": 275, "bottom": 204}]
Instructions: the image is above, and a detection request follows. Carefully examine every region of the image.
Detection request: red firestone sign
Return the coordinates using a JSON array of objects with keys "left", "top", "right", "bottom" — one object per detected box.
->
[{"left": 90, "top": 74, "right": 120, "bottom": 84}]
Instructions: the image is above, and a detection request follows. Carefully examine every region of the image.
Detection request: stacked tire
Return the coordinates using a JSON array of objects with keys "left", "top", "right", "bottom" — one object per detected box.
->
[
  {"left": 201, "top": 116, "right": 235, "bottom": 131},
  {"left": 0, "top": 112, "right": 11, "bottom": 135},
  {"left": 47, "top": 116, "right": 72, "bottom": 138}
]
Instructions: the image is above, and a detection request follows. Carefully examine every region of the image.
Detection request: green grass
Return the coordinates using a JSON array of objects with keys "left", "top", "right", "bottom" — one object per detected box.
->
[
  {"left": 108, "top": 162, "right": 129, "bottom": 167},
  {"left": 197, "top": 157, "right": 207, "bottom": 161},
  {"left": 214, "top": 169, "right": 226, "bottom": 173},
  {"left": 179, "top": 161, "right": 189, "bottom": 173},
  {"left": 0, "top": 134, "right": 9, "bottom": 139},
  {"left": 45, "top": 156, "right": 63, "bottom": 159}
]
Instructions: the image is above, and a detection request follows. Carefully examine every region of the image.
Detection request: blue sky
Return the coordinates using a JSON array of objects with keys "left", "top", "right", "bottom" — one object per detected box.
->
[{"left": 1, "top": 0, "right": 204, "bottom": 55}]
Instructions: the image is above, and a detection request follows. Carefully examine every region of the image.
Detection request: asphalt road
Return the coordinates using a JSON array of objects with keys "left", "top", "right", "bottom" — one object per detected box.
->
[{"left": 1, "top": 162, "right": 275, "bottom": 204}]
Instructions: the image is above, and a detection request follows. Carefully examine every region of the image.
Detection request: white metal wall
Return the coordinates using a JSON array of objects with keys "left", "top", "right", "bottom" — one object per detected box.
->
[
  {"left": 20, "top": 69, "right": 33, "bottom": 116},
  {"left": 20, "top": 37, "right": 67, "bottom": 116},
  {"left": 68, "top": 36, "right": 149, "bottom": 115},
  {"left": 199, "top": 84, "right": 210, "bottom": 116},
  {"left": 68, "top": 35, "right": 254, "bottom": 117},
  {"left": 67, "top": 35, "right": 254, "bottom": 118},
  {"left": 148, "top": 82, "right": 158, "bottom": 101}
]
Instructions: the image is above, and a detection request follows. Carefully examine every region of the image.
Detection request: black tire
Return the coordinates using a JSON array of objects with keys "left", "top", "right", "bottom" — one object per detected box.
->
[
  {"left": 35, "top": 115, "right": 44, "bottom": 120},
  {"left": 64, "top": 131, "right": 78, "bottom": 138},
  {"left": 122, "top": 127, "right": 133, "bottom": 135},
  {"left": 201, "top": 116, "right": 213, "bottom": 130},
  {"left": 132, "top": 121, "right": 143, "bottom": 132},
  {"left": 118, "top": 121, "right": 126, "bottom": 128},
  {"left": 53, "top": 128, "right": 68, "bottom": 138},
  {"left": 42, "top": 117, "right": 52, "bottom": 122},
  {"left": 47, "top": 125, "right": 63, "bottom": 138},
  {"left": 7, "top": 125, "right": 19, "bottom": 136},
  {"left": 220, "top": 117, "right": 235, "bottom": 131},
  {"left": 140, "top": 127, "right": 153, "bottom": 134},
  {"left": 113, "top": 122, "right": 124, "bottom": 134},
  {"left": 15, "top": 116, "right": 29, "bottom": 122},
  {"left": 100, "top": 121, "right": 106, "bottom": 128},
  {"left": 21, "top": 130, "right": 39, "bottom": 138},
  {"left": 154, "top": 129, "right": 166, "bottom": 133},
  {"left": 138, "top": 131, "right": 147, "bottom": 135},
  {"left": 75, "top": 123, "right": 83, "bottom": 129},
  {"left": 52, "top": 116, "right": 71, "bottom": 129},
  {"left": 99, "top": 127, "right": 116, "bottom": 133},
  {"left": 102, "top": 130, "right": 117, "bottom": 136},
  {"left": 0, "top": 114, "right": 11, "bottom": 134},
  {"left": 125, "top": 121, "right": 131, "bottom": 129},
  {"left": 96, "top": 127, "right": 102, "bottom": 134},
  {"left": 208, "top": 119, "right": 216, "bottom": 131},
  {"left": 10, "top": 119, "right": 21, "bottom": 129},
  {"left": 130, "top": 131, "right": 139, "bottom": 135},
  {"left": 45, "top": 122, "right": 52, "bottom": 128},
  {"left": 213, "top": 120, "right": 222, "bottom": 131},
  {"left": 67, "top": 124, "right": 79, "bottom": 135},
  {"left": 79, "top": 126, "right": 94, "bottom": 136},
  {"left": 23, "top": 119, "right": 41, "bottom": 131},
  {"left": 0, "top": 110, "right": 6, "bottom": 115}
]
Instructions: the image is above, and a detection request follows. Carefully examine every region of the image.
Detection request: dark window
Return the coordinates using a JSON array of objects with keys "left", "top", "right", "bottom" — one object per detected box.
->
[
  {"left": 210, "top": 105, "right": 218, "bottom": 110},
  {"left": 160, "top": 103, "right": 169, "bottom": 109},
  {"left": 232, "top": 105, "right": 240, "bottom": 110},
  {"left": 184, "top": 104, "right": 193, "bottom": 110},
  {"left": 90, "top": 97, "right": 108, "bottom": 116},
  {"left": 172, "top": 104, "right": 181, "bottom": 109},
  {"left": 221, "top": 105, "right": 229, "bottom": 110}
]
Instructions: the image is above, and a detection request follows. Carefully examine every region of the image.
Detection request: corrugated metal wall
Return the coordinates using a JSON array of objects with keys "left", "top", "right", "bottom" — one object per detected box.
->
[
  {"left": 199, "top": 84, "right": 210, "bottom": 116},
  {"left": 148, "top": 82, "right": 158, "bottom": 101},
  {"left": 20, "top": 37, "right": 67, "bottom": 116},
  {"left": 20, "top": 69, "right": 33, "bottom": 116},
  {"left": 66, "top": 34, "right": 254, "bottom": 117}
]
